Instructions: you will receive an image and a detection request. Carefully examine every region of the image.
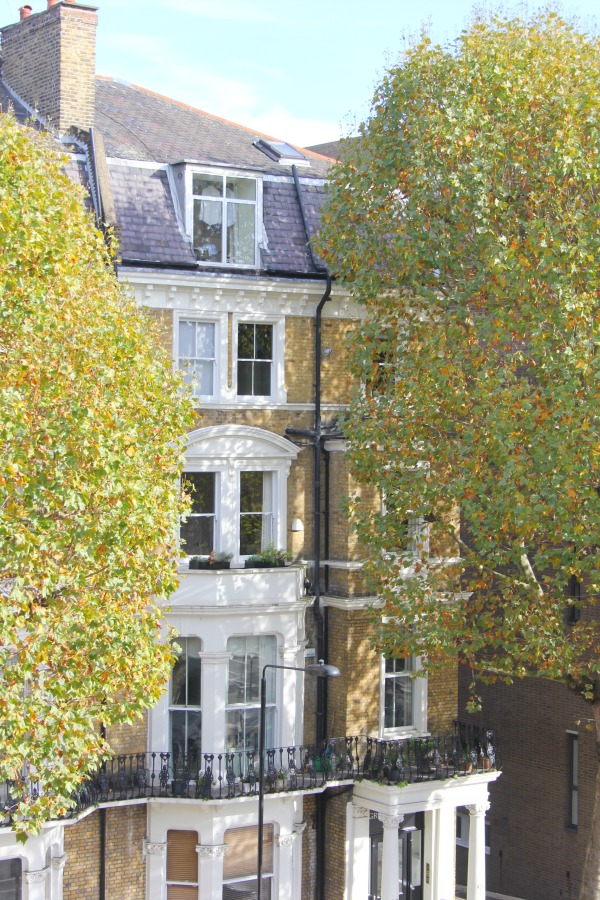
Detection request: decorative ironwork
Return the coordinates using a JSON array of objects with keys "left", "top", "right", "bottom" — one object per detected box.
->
[{"left": 0, "top": 723, "right": 497, "bottom": 823}]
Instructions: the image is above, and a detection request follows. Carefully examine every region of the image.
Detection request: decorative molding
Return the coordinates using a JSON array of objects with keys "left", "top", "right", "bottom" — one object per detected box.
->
[
  {"left": 197, "top": 650, "right": 231, "bottom": 664},
  {"left": 276, "top": 833, "right": 297, "bottom": 848},
  {"left": 352, "top": 805, "right": 370, "bottom": 819},
  {"left": 380, "top": 814, "right": 404, "bottom": 830},
  {"left": 24, "top": 869, "right": 48, "bottom": 884},
  {"left": 144, "top": 841, "right": 166, "bottom": 857},
  {"left": 465, "top": 802, "right": 491, "bottom": 817},
  {"left": 293, "top": 821, "right": 307, "bottom": 834},
  {"left": 196, "top": 844, "right": 228, "bottom": 859},
  {"left": 51, "top": 855, "right": 68, "bottom": 871}
]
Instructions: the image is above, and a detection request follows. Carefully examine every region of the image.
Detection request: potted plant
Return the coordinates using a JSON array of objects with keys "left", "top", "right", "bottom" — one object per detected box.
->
[
  {"left": 189, "top": 556, "right": 210, "bottom": 570},
  {"left": 244, "top": 544, "right": 292, "bottom": 568},
  {"left": 208, "top": 550, "right": 233, "bottom": 569}
]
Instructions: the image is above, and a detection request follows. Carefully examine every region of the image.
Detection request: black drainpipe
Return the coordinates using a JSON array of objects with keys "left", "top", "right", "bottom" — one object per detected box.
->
[
  {"left": 99, "top": 724, "right": 107, "bottom": 900},
  {"left": 292, "top": 165, "right": 332, "bottom": 900}
]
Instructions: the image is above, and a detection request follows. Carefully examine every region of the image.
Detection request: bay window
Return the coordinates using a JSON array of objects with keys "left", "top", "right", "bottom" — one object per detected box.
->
[
  {"left": 239, "top": 471, "right": 274, "bottom": 555},
  {"left": 223, "top": 825, "right": 273, "bottom": 899}
]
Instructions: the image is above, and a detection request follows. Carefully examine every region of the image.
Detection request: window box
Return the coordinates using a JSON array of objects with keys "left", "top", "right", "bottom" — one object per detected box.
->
[{"left": 189, "top": 552, "right": 232, "bottom": 570}]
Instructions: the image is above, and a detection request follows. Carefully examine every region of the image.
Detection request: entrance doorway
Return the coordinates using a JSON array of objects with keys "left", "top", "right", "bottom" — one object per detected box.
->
[{"left": 368, "top": 812, "right": 424, "bottom": 900}]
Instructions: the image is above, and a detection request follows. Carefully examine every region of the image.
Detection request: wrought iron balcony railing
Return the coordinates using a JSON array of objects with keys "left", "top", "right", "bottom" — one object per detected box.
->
[{"left": 1, "top": 723, "right": 496, "bottom": 824}]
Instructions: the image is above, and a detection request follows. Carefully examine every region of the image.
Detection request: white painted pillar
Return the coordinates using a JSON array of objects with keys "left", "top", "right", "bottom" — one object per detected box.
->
[
  {"left": 422, "top": 810, "right": 435, "bottom": 900},
  {"left": 199, "top": 651, "right": 230, "bottom": 754},
  {"left": 347, "top": 804, "right": 370, "bottom": 900},
  {"left": 466, "top": 802, "right": 490, "bottom": 900},
  {"left": 276, "top": 832, "right": 297, "bottom": 900},
  {"left": 197, "top": 844, "right": 227, "bottom": 900},
  {"left": 279, "top": 644, "right": 304, "bottom": 748},
  {"left": 145, "top": 840, "right": 167, "bottom": 900},
  {"left": 293, "top": 821, "right": 307, "bottom": 900},
  {"left": 23, "top": 868, "right": 49, "bottom": 900},
  {"left": 50, "top": 854, "right": 68, "bottom": 898},
  {"left": 380, "top": 814, "right": 403, "bottom": 900},
  {"left": 433, "top": 804, "right": 456, "bottom": 900}
]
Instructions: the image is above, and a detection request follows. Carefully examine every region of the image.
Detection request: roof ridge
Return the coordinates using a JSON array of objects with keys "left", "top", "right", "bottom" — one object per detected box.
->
[{"left": 95, "top": 75, "right": 334, "bottom": 163}]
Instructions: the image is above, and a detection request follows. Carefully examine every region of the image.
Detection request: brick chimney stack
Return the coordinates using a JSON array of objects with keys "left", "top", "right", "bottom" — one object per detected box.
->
[{"left": 0, "top": 1, "right": 98, "bottom": 133}]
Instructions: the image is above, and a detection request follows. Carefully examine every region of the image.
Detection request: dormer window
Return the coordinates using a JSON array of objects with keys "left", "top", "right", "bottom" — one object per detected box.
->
[{"left": 192, "top": 172, "right": 257, "bottom": 265}]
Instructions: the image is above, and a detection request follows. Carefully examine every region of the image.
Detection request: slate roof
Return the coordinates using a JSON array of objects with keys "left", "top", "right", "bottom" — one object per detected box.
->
[
  {"left": 0, "top": 82, "right": 36, "bottom": 124},
  {"left": 96, "top": 78, "right": 332, "bottom": 177},
  {"left": 96, "top": 78, "right": 332, "bottom": 275}
]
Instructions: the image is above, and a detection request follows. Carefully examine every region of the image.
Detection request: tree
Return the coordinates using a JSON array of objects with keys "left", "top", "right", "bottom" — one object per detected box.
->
[
  {"left": 319, "top": 13, "right": 600, "bottom": 897},
  {"left": 0, "top": 114, "right": 194, "bottom": 837}
]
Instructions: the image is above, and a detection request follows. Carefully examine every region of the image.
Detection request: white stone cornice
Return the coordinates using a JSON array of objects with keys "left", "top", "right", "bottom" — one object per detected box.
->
[
  {"left": 322, "top": 595, "right": 379, "bottom": 611},
  {"left": 196, "top": 844, "right": 228, "bottom": 859},
  {"left": 352, "top": 805, "right": 370, "bottom": 819},
  {"left": 293, "top": 821, "right": 307, "bottom": 834},
  {"left": 276, "top": 833, "right": 297, "bottom": 848},
  {"left": 380, "top": 814, "right": 404, "bottom": 830},
  {"left": 51, "top": 855, "right": 68, "bottom": 871},
  {"left": 144, "top": 841, "right": 166, "bottom": 857},
  {"left": 24, "top": 869, "right": 48, "bottom": 884}
]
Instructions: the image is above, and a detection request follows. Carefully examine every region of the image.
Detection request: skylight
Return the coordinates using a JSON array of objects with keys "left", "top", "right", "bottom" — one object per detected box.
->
[{"left": 254, "top": 139, "right": 310, "bottom": 167}]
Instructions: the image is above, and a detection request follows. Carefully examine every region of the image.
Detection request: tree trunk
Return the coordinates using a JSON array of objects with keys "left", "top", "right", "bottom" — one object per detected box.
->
[{"left": 578, "top": 701, "right": 600, "bottom": 900}]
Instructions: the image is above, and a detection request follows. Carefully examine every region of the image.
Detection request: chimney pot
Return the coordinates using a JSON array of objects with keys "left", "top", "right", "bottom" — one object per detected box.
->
[
  {"left": 47, "top": 0, "right": 60, "bottom": 7},
  {"left": 19, "top": 5, "right": 33, "bottom": 18}
]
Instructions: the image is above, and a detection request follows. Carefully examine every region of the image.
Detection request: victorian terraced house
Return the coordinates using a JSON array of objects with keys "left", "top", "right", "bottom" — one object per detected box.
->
[{"left": 0, "top": 4, "right": 498, "bottom": 899}]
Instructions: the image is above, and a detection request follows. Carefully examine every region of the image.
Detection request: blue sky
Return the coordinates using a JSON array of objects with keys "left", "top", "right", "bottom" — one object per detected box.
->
[{"left": 1, "top": 0, "right": 598, "bottom": 146}]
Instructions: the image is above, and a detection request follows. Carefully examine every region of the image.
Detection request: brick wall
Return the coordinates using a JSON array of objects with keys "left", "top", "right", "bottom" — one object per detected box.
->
[
  {"left": 106, "top": 711, "right": 148, "bottom": 757},
  {"left": 324, "top": 792, "right": 350, "bottom": 900},
  {"left": 0, "top": 3, "right": 97, "bottom": 132},
  {"left": 63, "top": 813, "right": 101, "bottom": 900},
  {"left": 63, "top": 806, "right": 146, "bottom": 900},
  {"left": 458, "top": 671, "right": 595, "bottom": 900},
  {"left": 427, "top": 665, "right": 458, "bottom": 734},
  {"left": 328, "top": 607, "right": 380, "bottom": 736},
  {"left": 301, "top": 795, "right": 317, "bottom": 900}
]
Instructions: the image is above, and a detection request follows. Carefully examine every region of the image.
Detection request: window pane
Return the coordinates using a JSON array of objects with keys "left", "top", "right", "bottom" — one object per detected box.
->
[
  {"left": 253, "top": 361, "right": 271, "bottom": 396},
  {"left": 171, "top": 651, "right": 187, "bottom": 706},
  {"left": 255, "top": 325, "right": 272, "bottom": 360},
  {"left": 193, "top": 197, "right": 222, "bottom": 262},
  {"left": 393, "top": 679, "right": 413, "bottom": 727},
  {"left": 184, "top": 473, "right": 215, "bottom": 515},
  {"left": 240, "top": 514, "right": 262, "bottom": 555},
  {"left": 180, "top": 515, "right": 214, "bottom": 555},
  {"left": 238, "top": 323, "right": 255, "bottom": 359},
  {"left": 193, "top": 173, "right": 223, "bottom": 196},
  {"left": 178, "top": 320, "right": 196, "bottom": 358},
  {"left": 180, "top": 359, "right": 214, "bottom": 396},
  {"left": 225, "top": 708, "right": 274, "bottom": 754},
  {"left": 240, "top": 472, "right": 263, "bottom": 513},
  {"left": 227, "top": 202, "right": 255, "bottom": 265},
  {"left": 237, "top": 360, "right": 253, "bottom": 395},
  {"left": 195, "top": 322, "right": 215, "bottom": 357},
  {"left": 227, "top": 177, "right": 256, "bottom": 201},
  {"left": 187, "top": 638, "right": 202, "bottom": 706}
]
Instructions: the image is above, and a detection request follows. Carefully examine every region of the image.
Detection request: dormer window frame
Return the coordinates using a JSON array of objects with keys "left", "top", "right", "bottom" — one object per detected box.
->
[{"left": 184, "top": 165, "right": 262, "bottom": 268}]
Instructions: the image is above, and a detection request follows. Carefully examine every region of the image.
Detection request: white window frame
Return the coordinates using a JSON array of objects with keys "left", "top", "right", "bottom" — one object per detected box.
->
[
  {"left": 182, "top": 426, "right": 298, "bottom": 565},
  {"left": 232, "top": 314, "right": 286, "bottom": 404},
  {"left": 180, "top": 471, "right": 220, "bottom": 556},
  {"left": 225, "top": 635, "right": 277, "bottom": 755},
  {"left": 174, "top": 311, "right": 228, "bottom": 404},
  {"left": 184, "top": 166, "right": 262, "bottom": 268},
  {"left": 169, "top": 636, "right": 202, "bottom": 761},
  {"left": 380, "top": 654, "right": 427, "bottom": 737}
]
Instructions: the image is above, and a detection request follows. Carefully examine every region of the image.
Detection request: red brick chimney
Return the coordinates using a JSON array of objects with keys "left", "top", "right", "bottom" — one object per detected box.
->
[{"left": 0, "top": 2, "right": 98, "bottom": 133}]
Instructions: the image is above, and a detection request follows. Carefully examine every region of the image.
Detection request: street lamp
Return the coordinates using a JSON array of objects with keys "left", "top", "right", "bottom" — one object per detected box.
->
[{"left": 257, "top": 659, "right": 340, "bottom": 900}]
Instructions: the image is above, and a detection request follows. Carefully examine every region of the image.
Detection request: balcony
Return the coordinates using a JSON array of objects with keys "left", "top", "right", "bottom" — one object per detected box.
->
[
  {"left": 0, "top": 724, "right": 497, "bottom": 824},
  {"left": 171, "top": 563, "right": 307, "bottom": 609}
]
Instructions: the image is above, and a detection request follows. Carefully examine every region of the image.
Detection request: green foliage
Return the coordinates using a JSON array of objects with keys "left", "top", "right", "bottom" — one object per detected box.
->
[
  {"left": 0, "top": 114, "right": 194, "bottom": 836},
  {"left": 319, "top": 13, "right": 600, "bottom": 701}
]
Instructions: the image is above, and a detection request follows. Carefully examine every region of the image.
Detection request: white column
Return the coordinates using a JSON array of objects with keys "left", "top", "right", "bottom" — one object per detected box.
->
[
  {"left": 380, "top": 814, "right": 403, "bottom": 900},
  {"left": 199, "top": 651, "right": 230, "bottom": 753},
  {"left": 279, "top": 644, "right": 303, "bottom": 748},
  {"left": 145, "top": 840, "right": 167, "bottom": 900},
  {"left": 347, "top": 804, "right": 370, "bottom": 900},
  {"left": 433, "top": 804, "right": 456, "bottom": 900},
  {"left": 466, "top": 802, "right": 490, "bottom": 900},
  {"left": 422, "top": 811, "right": 435, "bottom": 900},
  {"left": 197, "top": 844, "right": 228, "bottom": 900},
  {"left": 51, "top": 854, "right": 68, "bottom": 899},
  {"left": 23, "top": 868, "right": 49, "bottom": 900},
  {"left": 276, "top": 832, "right": 298, "bottom": 900},
  {"left": 293, "top": 821, "right": 307, "bottom": 900}
]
